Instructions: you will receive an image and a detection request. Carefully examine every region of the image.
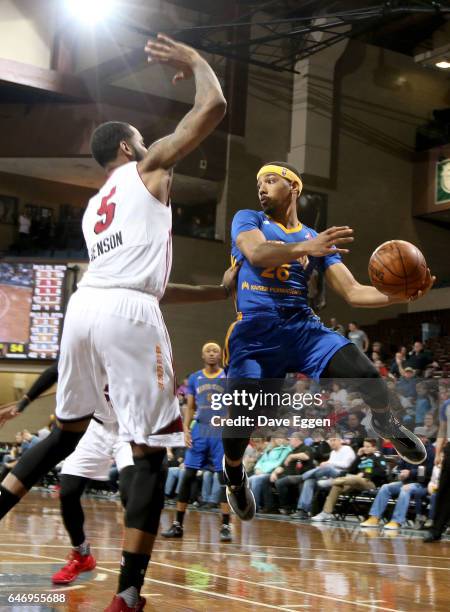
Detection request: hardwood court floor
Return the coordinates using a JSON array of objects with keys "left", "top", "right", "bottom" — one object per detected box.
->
[{"left": 0, "top": 491, "right": 449, "bottom": 611}]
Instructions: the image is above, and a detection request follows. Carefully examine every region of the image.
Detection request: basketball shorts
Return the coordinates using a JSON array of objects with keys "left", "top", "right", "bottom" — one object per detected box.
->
[
  {"left": 61, "top": 418, "right": 133, "bottom": 480},
  {"left": 184, "top": 422, "right": 224, "bottom": 473},
  {"left": 225, "top": 308, "right": 350, "bottom": 380},
  {"left": 56, "top": 287, "right": 184, "bottom": 448}
]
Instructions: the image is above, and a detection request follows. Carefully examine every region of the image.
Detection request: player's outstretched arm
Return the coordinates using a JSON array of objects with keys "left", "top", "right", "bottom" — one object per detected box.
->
[
  {"left": 325, "top": 262, "right": 436, "bottom": 307},
  {"left": 138, "top": 35, "right": 226, "bottom": 193},
  {"left": 160, "top": 265, "right": 238, "bottom": 304},
  {"left": 0, "top": 363, "right": 59, "bottom": 428},
  {"left": 237, "top": 226, "right": 354, "bottom": 268}
]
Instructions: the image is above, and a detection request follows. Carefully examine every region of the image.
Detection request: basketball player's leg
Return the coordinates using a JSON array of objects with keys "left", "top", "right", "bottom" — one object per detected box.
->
[
  {"left": 0, "top": 418, "right": 89, "bottom": 520},
  {"left": 322, "top": 343, "right": 426, "bottom": 463},
  {"left": 101, "top": 296, "right": 182, "bottom": 611},
  {"left": 161, "top": 467, "right": 198, "bottom": 537},
  {"left": 52, "top": 420, "right": 123, "bottom": 584}
]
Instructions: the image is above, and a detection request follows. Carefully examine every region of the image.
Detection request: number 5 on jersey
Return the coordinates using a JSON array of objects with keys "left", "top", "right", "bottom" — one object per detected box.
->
[{"left": 94, "top": 186, "right": 116, "bottom": 234}]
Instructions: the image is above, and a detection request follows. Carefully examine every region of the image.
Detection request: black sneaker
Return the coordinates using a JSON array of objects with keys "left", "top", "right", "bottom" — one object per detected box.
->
[
  {"left": 223, "top": 458, "right": 256, "bottom": 521},
  {"left": 291, "top": 509, "right": 309, "bottom": 520},
  {"left": 371, "top": 413, "right": 426, "bottom": 464},
  {"left": 423, "top": 532, "right": 441, "bottom": 543},
  {"left": 161, "top": 522, "right": 183, "bottom": 538},
  {"left": 219, "top": 524, "right": 232, "bottom": 542}
]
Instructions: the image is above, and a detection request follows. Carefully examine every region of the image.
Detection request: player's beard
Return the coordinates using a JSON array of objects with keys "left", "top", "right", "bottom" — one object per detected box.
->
[{"left": 132, "top": 146, "right": 146, "bottom": 162}]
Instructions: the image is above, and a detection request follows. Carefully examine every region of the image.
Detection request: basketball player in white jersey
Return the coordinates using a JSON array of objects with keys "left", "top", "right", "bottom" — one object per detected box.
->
[
  {"left": 0, "top": 34, "right": 226, "bottom": 612},
  {"left": 0, "top": 268, "right": 236, "bottom": 588}
]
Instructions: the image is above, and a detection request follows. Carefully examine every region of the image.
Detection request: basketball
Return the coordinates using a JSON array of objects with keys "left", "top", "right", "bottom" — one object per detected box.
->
[{"left": 368, "top": 240, "right": 427, "bottom": 299}]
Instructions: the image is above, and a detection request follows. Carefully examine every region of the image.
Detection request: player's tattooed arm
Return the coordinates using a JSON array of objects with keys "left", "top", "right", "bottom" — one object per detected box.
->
[
  {"left": 160, "top": 265, "right": 239, "bottom": 304},
  {"left": 139, "top": 34, "right": 226, "bottom": 199},
  {"left": 326, "top": 263, "right": 436, "bottom": 307}
]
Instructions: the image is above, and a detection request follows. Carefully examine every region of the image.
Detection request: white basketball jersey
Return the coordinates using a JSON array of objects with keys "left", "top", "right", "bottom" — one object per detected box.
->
[{"left": 79, "top": 162, "right": 172, "bottom": 299}]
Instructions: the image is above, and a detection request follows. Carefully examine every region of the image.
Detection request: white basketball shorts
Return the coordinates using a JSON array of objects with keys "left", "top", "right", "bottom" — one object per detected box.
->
[
  {"left": 56, "top": 287, "right": 184, "bottom": 448},
  {"left": 61, "top": 418, "right": 133, "bottom": 480}
]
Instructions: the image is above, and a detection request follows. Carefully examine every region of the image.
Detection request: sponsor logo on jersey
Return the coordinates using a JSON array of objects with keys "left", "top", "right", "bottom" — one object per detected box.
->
[
  {"left": 89, "top": 231, "right": 123, "bottom": 262},
  {"left": 242, "top": 281, "right": 250, "bottom": 290}
]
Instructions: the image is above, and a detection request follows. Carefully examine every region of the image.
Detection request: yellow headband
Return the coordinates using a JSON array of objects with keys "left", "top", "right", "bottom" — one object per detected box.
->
[
  {"left": 202, "top": 342, "right": 221, "bottom": 352},
  {"left": 257, "top": 164, "right": 302, "bottom": 186}
]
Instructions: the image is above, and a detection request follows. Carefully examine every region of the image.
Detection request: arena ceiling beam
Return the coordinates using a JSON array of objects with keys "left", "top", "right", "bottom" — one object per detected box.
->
[{"left": 154, "top": 1, "right": 450, "bottom": 73}]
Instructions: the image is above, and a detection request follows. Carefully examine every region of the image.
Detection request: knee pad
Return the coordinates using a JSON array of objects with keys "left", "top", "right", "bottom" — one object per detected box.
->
[
  {"left": 177, "top": 467, "right": 198, "bottom": 504},
  {"left": 125, "top": 451, "right": 167, "bottom": 535},
  {"left": 12, "top": 427, "right": 84, "bottom": 490}
]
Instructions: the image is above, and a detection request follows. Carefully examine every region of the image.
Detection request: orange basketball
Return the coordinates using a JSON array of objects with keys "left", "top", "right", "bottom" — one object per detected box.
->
[{"left": 368, "top": 240, "right": 427, "bottom": 299}]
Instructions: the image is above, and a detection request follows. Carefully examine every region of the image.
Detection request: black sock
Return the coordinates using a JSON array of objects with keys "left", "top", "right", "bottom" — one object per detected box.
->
[
  {"left": 176, "top": 510, "right": 185, "bottom": 526},
  {"left": 118, "top": 551, "right": 150, "bottom": 595},
  {"left": 224, "top": 460, "right": 243, "bottom": 485},
  {"left": 0, "top": 485, "right": 21, "bottom": 520},
  {"left": 222, "top": 514, "right": 230, "bottom": 526}
]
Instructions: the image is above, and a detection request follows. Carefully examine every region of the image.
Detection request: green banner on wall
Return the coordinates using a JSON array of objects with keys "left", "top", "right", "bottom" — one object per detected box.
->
[{"left": 436, "top": 158, "right": 450, "bottom": 205}]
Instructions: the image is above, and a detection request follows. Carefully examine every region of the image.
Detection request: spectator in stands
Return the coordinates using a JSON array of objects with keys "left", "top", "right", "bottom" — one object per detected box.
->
[
  {"left": 371, "top": 341, "right": 388, "bottom": 362},
  {"left": 360, "top": 429, "right": 434, "bottom": 530},
  {"left": 307, "top": 429, "right": 331, "bottom": 463},
  {"left": 312, "top": 438, "right": 388, "bottom": 521},
  {"left": 243, "top": 437, "right": 268, "bottom": 476},
  {"left": 405, "top": 341, "right": 438, "bottom": 376},
  {"left": 415, "top": 383, "right": 433, "bottom": 425},
  {"left": 396, "top": 367, "right": 418, "bottom": 408},
  {"left": 292, "top": 435, "right": 355, "bottom": 519},
  {"left": 329, "top": 317, "right": 345, "bottom": 336},
  {"left": 389, "top": 346, "right": 407, "bottom": 379},
  {"left": 328, "top": 382, "right": 348, "bottom": 407},
  {"left": 347, "top": 322, "right": 369, "bottom": 354},
  {"left": 165, "top": 447, "right": 185, "bottom": 499},
  {"left": 21, "top": 430, "right": 39, "bottom": 453},
  {"left": 338, "top": 413, "right": 367, "bottom": 451},
  {"left": 423, "top": 412, "right": 438, "bottom": 442},
  {"left": 374, "top": 358, "right": 389, "bottom": 378},
  {"left": 17, "top": 210, "right": 31, "bottom": 252},
  {"left": 271, "top": 432, "right": 315, "bottom": 514},
  {"left": 248, "top": 435, "right": 291, "bottom": 511}
]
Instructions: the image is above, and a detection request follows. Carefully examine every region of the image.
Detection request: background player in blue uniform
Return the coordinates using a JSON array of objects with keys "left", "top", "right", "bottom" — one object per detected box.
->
[
  {"left": 222, "top": 161, "right": 435, "bottom": 520},
  {"left": 162, "top": 342, "right": 232, "bottom": 542}
]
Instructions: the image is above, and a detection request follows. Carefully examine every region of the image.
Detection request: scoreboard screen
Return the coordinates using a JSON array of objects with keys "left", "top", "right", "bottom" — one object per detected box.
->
[{"left": 0, "top": 263, "right": 68, "bottom": 360}]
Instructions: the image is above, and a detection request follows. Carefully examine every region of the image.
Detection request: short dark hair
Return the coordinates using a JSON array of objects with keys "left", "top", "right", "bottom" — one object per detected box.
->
[
  {"left": 364, "top": 438, "right": 378, "bottom": 447},
  {"left": 90, "top": 121, "right": 134, "bottom": 167},
  {"left": 264, "top": 161, "right": 302, "bottom": 181}
]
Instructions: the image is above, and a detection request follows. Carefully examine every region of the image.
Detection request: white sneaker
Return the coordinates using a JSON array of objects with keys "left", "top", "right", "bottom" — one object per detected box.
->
[{"left": 311, "top": 511, "right": 333, "bottom": 522}]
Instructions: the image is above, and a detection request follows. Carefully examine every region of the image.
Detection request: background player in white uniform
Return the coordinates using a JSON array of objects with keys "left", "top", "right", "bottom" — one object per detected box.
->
[{"left": 0, "top": 34, "right": 226, "bottom": 612}]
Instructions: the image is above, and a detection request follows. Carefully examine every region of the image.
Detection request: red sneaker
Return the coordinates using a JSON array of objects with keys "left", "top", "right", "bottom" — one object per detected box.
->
[
  {"left": 104, "top": 595, "right": 146, "bottom": 611},
  {"left": 51, "top": 550, "right": 96, "bottom": 584}
]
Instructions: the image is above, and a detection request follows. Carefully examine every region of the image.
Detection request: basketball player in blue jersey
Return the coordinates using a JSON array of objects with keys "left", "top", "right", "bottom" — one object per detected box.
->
[
  {"left": 162, "top": 342, "right": 232, "bottom": 541},
  {"left": 222, "top": 161, "right": 435, "bottom": 520}
]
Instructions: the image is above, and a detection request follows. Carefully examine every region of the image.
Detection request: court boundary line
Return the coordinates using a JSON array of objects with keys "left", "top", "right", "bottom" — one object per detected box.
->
[{"left": 0, "top": 542, "right": 449, "bottom": 571}]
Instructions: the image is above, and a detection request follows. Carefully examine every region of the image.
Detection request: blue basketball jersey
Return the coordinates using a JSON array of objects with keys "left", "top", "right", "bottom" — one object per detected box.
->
[
  {"left": 186, "top": 368, "right": 226, "bottom": 424},
  {"left": 231, "top": 209, "right": 341, "bottom": 314}
]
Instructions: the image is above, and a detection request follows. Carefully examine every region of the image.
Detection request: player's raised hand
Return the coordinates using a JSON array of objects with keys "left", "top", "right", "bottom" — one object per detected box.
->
[
  {"left": 306, "top": 226, "right": 354, "bottom": 257},
  {"left": 145, "top": 34, "right": 200, "bottom": 84},
  {"left": 0, "top": 402, "right": 19, "bottom": 428}
]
